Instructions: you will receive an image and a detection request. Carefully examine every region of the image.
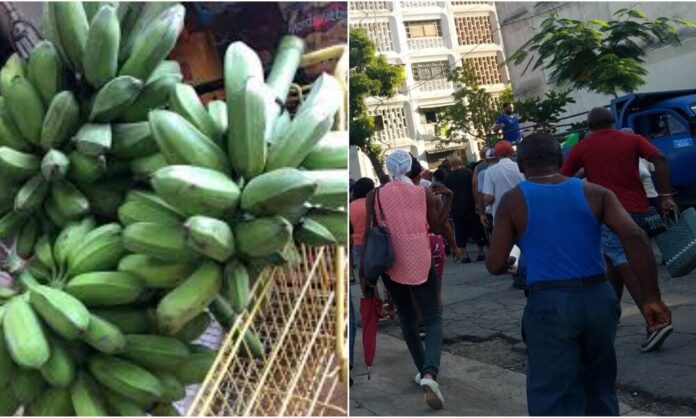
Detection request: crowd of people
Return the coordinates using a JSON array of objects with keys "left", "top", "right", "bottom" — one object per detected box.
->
[{"left": 349, "top": 106, "right": 675, "bottom": 416}]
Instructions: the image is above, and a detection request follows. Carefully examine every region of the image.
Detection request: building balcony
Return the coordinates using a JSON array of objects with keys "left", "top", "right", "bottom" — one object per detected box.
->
[
  {"left": 400, "top": 1, "right": 446, "bottom": 10},
  {"left": 349, "top": 1, "right": 391, "bottom": 15},
  {"left": 419, "top": 123, "right": 438, "bottom": 140},
  {"left": 412, "top": 79, "right": 455, "bottom": 95},
  {"left": 407, "top": 36, "right": 447, "bottom": 50},
  {"left": 374, "top": 127, "right": 411, "bottom": 148}
]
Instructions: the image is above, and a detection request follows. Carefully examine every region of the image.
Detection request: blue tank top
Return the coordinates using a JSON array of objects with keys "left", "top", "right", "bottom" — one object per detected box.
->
[{"left": 518, "top": 178, "right": 606, "bottom": 284}]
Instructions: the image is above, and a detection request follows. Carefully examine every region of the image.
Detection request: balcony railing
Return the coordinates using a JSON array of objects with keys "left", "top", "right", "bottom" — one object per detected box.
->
[
  {"left": 374, "top": 127, "right": 410, "bottom": 146},
  {"left": 349, "top": 1, "right": 390, "bottom": 13},
  {"left": 400, "top": 1, "right": 445, "bottom": 9},
  {"left": 407, "top": 37, "right": 446, "bottom": 50},
  {"left": 413, "top": 79, "right": 454, "bottom": 94}
]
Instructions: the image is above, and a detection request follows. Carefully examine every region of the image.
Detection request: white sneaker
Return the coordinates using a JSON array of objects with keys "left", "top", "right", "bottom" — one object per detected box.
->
[
  {"left": 414, "top": 372, "right": 421, "bottom": 385},
  {"left": 420, "top": 378, "right": 444, "bottom": 409}
]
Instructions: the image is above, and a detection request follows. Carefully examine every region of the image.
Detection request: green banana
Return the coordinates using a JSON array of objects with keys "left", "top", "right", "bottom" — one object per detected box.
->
[
  {"left": 222, "top": 259, "right": 250, "bottom": 314},
  {"left": 111, "top": 122, "right": 157, "bottom": 159},
  {"left": 66, "top": 223, "right": 124, "bottom": 276},
  {"left": 117, "top": 190, "right": 184, "bottom": 226},
  {"left": 184, "top": 215, "right": 235, "bottom": 262},
  {"left": 74, "top": 123, "right": 112, "bottom": 156},
  {"left": 151, "top": 165, "right": 241, "bottom": 218},
  {"left": 16, "top": 217, "right": 39, "bottom": 258},
  {"left": 150, "top": 110, "right": 231, "bottom": 174},
  {"left": 304, "top": 169, "right": 348, "bottom": 208},
  {"left": 41, "top": 90, "right": 80, "bottom": 150},
  {"left": 103, "top": 389, "right": 148, "bottom": 416},
  {"left": 39, "top": 339, "right": 76, "bottom": 388},
  {"left": 0, "top": 53, "right": 25, "bottom": 95},
  {"left": 67, "top": 151, "right": 107, "bottom": 183},
  {"left": 83, "top": 313, "right": 127, "bottom": 354},
  {"left": 79, "top": 179, "right": 129, "bottom": 218},
  {"left": 170, "top": 83, "right": 219, "bottom": 140},
  {"left": 0, "top": 314, "right": 15, "bottom": 388},
  {"left": 30, "top": 284, "right": 91, "bottom": 340},
  {"left": 294, "top": 218, "right": 337, "bottom": 246},
  {"left": 66, "top": 272, "right": 144, "bottom": 307},
  {"left": 89, "top": 75, "right": 143, "bottom": 122},
  {"left": 240, "top": 167, "right": 317, "bottom": 216},
  {"left": 208, "top": 295, "right": 236, "bottom": 328},
  {"left": 239, "top": 326, "right": 265, "bottom": 359},
  {"left": 278, "top": 202, "right": 311, "bottom": 225},
  {"left": 35, "top": 234, "right": 56, "bottom": 271},
  {"left": 70, "top": 371, "right": 109, "bottom": 416},
  {"left": 267, "top": 35, "right": 305, "bottom": 103},
  {"left": 119, "top": 65, "right": 182, "bottom": 122},
  {"left": 89, "top": 354, "right": 163, "bottom": 407},
  {"left": 3, "top": 296, "right": 50, "bottom": 368},
  {"left": 156, "top": 260, "right": 222, "bottom": 335},
  {"left": 91, "top": 308, "right": 152, "bottom": 334},
  {"left": 119, "top": 2, "right": 176, "bottom": 62},
  {"left": 28, "top": 387, "right": 75, "bottom": 416},
  {"left": 173, "top": 312, "right": 210, "bottom": 342},
  {"left": 52, "top": 2, "right": 89, "bottom": 72},
  {"left": 123, "top": 222, "right": 200, "bottom": 262},
  {"left": 227, "top": 77, "right": 269, "bottom": 179},
  {"left": 131, "top": 152, "right": 168, "bottom": 179},
  {"left": 42, "top": 149, "right": 71, "bottom": 181},
  {"left": 154, "top": 371, "right": 185, "bottom": 402},
  {"left": 235, "top": 216, "right": 293, "bottom": 257},
  {"left": 41, "top": 3, "right": 68, "bottom": 69},
  {"left": 268, "top": 109, "right": 292, "bottom": 146},
  {"left": 118, "top": 254, "right": 196, "bottom": 288},
  {"left": 301, "top": 131, "right": 348, "bottom": 169},
  {"left": 53, "top": 217, "right": 96, "bottom": 271},
  {"left": 266, "top": 74, "right": 342, "bottom": 170},
  {"left": 13, "top": 367, "right": 46, "bottom": 403},
  {"left": 0, "top": 97, "right": 33, "bottom": 152},
  {"left": 175, "top": 350, "right": 216, "bottom": 385},
  {"left": 119, "top": 4, "right": 185, "bottom": 81},
  {"left": 15, "top": 174, "right": 49, "bottom": 214},
  {"left": 224, "top": 41, "right": 263, "bottom": 151},
  {"left": 82, "top": 1, "right": 100, "bottom": 21},
  {"left": 50, "top": 180, "right": 91, "bottom": 220},
  {"left": 0, "top": 211, "right": 27, "bottom": 240},
  {"left": 207, "top": 100, "right": 227, "bottom": 140},
  {"left": 27, "top": 40, "right": 64, "bottom": 106},
  {"left": 84, "top": 4, "right": 120, "bottom": 89},
  {"left": 0, "top": 146, "right": 40, "bottom": 181},
  {"left": 122, "top": 334, "right": 190, "bottom": 372}
]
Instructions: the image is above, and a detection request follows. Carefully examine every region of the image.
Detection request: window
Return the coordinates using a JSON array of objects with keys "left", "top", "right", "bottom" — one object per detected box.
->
[
  {"left": 633, "top": 112, "right": 688, "bottom": 139},
  {"left": 412, "top": 61, "right": 449, "bottom": 81},
  {"left": 373, "top": 115, "right": 385, "bottom": 131},
  {"left": 405, "top": 20, "right": 442, "bottom": 38},
  {"left": 424, "top": 111, "right": 438, "bottom": 123},
  {"left": 691, "top": 103, "right": 696, "bottom": 115}
]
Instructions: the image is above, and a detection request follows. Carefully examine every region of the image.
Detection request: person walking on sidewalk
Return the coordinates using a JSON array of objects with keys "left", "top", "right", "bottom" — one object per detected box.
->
[
  {"left": 445, "top": 156, "right": 486, "bottom": 263},
  {"left": 486, "top": 133, "right": 672, "bottom": 416},
  {"left": 361, "top": 150, "right": 453, "bottom": 410},
  {"left": 561, "top": 108, "right": 676, "bottom": 351}
]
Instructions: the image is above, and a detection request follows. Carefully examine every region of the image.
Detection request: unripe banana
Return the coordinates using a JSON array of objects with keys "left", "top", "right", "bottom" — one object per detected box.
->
[
  {"left": 267, "top": 36, "right": 306, "bottom": 102},
  {"left": 304, "top": 169, "right": 348, "bottom": 208},
  {"left": 268, "top": 109, "right": 292, "bottom": 146},
  {"left": 235, "top": 216, "right": 293, "bottom": 257},
  {"left": 27, "top": 387, "right": 74, "bottom": 416},
  {"left": 35, "top": 234, "right": 56, "bottom": 272},
  {"left": 126, "top": 189, "right": 184, "bottom": 217},
  {"left": 0, "top": 146, "right": 41, "bottom": 182},
  {"left": 0, "top": 53, "right": 25, "bottom": 95},
  {"left": 150, "top": 110, "right": 231, "bottom": 174},
  {"left": 175, "top": 350, "right": 216, "bottom": 385},
  {"left": 306, "top": 208, "right": 347, "bottom": 244},
  {"left": 240, "top": 168, "right": 317, "bottom": 216},
  {"left": 83, "top": 314, "right": 127, "bottom": 354},
  {"left": 103, "top": 389, "right": 149, "bottom": 416},
  {"left": 0, "top": 314, "right": 16, "bottom": 388},
  {"left": 0, "top": 97, "right": 32, "bottom": 152},
  {"left": 222, "top": 259, "right": 250, "bottom": 314},
  {"left": 15, "top": 174, "right": 49, "bottom": 214},
  {"left": 27, "top": 40, "right": 64, "bottom": 106},
  {"left": 151, "top": 165, "right": 241, "bottom": 218},
  {"left": 91, "top": 308, "right": 152, "bottom": 334},
  {"left": 80, "top": 179, "right": 129, "bottom": 218},
  {"left": 120, "top": 65, "right": 182, "bottom": 122},
  {"left": 70, "top": 371, "right": 109, "bottom": 416},
  {"left": 42, "top": 149, "right": 71, "bottom": 181},
  {"left": 118, "top": 190, "right": 184, "bottom": 226},
  {"left": 184, "top": 215, "right": 235, "bottom": 262},
  {"left": 170, "top": 83, "right": 219, "bottom": 140},
  {"left": 30, "top": 284, "right": 91, "bottom": 340},
  {"left": 119, "top": 2, "right": 176, "bottom": 62},
  {"left": 154, "top": 370, "right": 185, "bottom": 402},
  {"left": 301, "top": 131, "right": 348, "bottom": 169},
  {"left": 131, "top": 152, "right": 168, "bottom": 179},
  {"left": 239, "top": 326, "right": 265, "bottom": 359},
  {"left": 0, "top": 211, "right": 27, "bottom": 240},
  {"left": 13, "top": 367, "right": 46, "bottom": 403},
  {"left": 53, "top": 217, "right": 96, "bottom": 271},
  {"left": 84, "top": 5, "right": 120, "bottom": 89},
  {"left": 39, "top": 339, "right": 75, "bottom": 388},
  {"left": 111, "top": 122, "right": 157, "bottom": 159},
  {"left": 207, "top": 100, "right": 227, "bottom": 140},
  {"left": 227, "top": 77, "right": 269, "bottom": 179},
  {"left": 119, "top": 5, "right": 185, "bottom": 81},
  {"left": 122, "top": 334, "right": 191, "bottom": 372},
  {"left": 50, "top": 180, "right": 90, "bottom": 220},
  {"left": 52, "top": 2, "right": 89, "bottom": 72},
  {"left": 156, "top": 260, "right": 222, "bottom": 335},
  {"left": 66, "top": 223, "right": 124, "bottom": 276},
  {"left": 88, "top": 354, "right": 164, "bottom": 407},
  {"left": 294, "top": 218, "right": 337, "bottom": 246},
  {"left": 67, "top": 151, "right": 107, "bottom": 183},
  {"left": 16, "top": 217, "right": 39, "bottom": 258},
  {"left": 123, "top": 222, "right": 200, "bottom": 262},
  {"left": 66, "top": 271, "right": 143, "bottom": 307},
  {"left": 41, "top": 90, "right": 80, "bottom": 150},
  {"left": 118, "top": 254, "right": 197, "bottom": 288},
  {"left": 89, "top": 75, "right": 143, "bottom": 122},
  {"left": 41, "top": 3, "right": 68, "bottom": 69},
  {"left": 74, "top": 123, "right": 112, "bottom": 156},
  {"left": 3, "top": 296, "right": 50, "bottom": 368},
  {"left": 173, "top": 312, "right": 211, "bottom": 342}
]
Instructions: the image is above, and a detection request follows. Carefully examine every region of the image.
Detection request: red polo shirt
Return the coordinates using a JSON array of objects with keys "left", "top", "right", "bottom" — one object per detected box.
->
[{"left": 560, "top": 128, "right": 659, "bottom": 213}]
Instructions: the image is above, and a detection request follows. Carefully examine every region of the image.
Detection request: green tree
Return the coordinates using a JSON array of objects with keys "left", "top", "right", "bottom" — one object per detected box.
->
[
  {"left": 349, "top": 28, "right": 405, "bottom": 178},
  {"left": 508, "top": 9, "right": 695, "bottom": 97},
  {"left": 514, "top": 89, "right": 576, "bottom": 133}
]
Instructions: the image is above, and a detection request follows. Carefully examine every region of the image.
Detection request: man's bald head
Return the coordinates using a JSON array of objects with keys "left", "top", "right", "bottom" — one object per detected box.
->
[
  {"left": 449, "top": 155, "right": 463, "bottom": 169},
  {"left": 479, "top": 146, "right": 489, "bottom": 160},
  {"left": 587, "top": 107, "right": 614, "bottom": 131}
]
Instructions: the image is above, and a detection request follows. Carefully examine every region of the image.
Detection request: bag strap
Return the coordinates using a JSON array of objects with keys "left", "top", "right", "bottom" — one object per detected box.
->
[{"left": 375, "top": 187, "right": 387, "bottom": 225}]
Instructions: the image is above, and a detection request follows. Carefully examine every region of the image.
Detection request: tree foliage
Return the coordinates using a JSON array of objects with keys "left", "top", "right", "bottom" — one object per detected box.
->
[
  {"left": 515, "top": 89, "right": 576, "bottom": 133},
  {"left": 349, "top": 28, "right": 405, "bottom": 177},
  {"left": 508, "top": 9, "right": 695, "bottom": 97}
]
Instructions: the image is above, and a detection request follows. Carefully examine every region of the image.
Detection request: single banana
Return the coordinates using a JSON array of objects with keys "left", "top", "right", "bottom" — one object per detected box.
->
[
  {"left": 239, "top": 167, "right": 317, "bottom": 216},
  {"left": 184, "top": 215, "right": 235, "bottom": 262},
  {"left": 170, "top": 83, "right": 219, "bottom": 140},
  {"left": 66, "top": 271, "right": 143, "bottom": 307},
  {"left": 74, "top": 123, "right": 112, "bottom": 157},
  {"left": 235, "top": 216, "right": 293, "bottom": 258},
  {"left": 39, "top": 339, "right": 76, "bottom": 388},
  {"left": 50, "top": 180, "right": 91, "bottom": 221},
  {"left": 118, "top": 254, "right": 197, "bottom": 288},
  {"left": 15, "top": 174, "right": 50, "bottom": 214},
  {"left": 3, "top": 296, "right": 51, "bottom": 368},
  {"left": 88, "top": 355, "right": 163, "bottom": 407},
  {"left": 111, "top": 122, "right": 157, "bottom": 159},
  {"left": 0, "top": 146, "right": 41, "bottom": 182},
  {"left": 70, "top": 371, "right": 109, "bottom": 416},
  {"left": 5, "top": 76, "right": 45, "bottom": 145},
  {"left": 40, "top": 90, "right": 80, "bottom": 150},
  {"left": 83, "top": 313, "right": 127, "bottom": 354},
  {"left": 66, "top": 223, "right": 124, "bottom": 276},
  {"left": 52, "top": 2, "right": 89, "bottom": 72},
  {"left": 41, "top": 149, "right": 71, "bottom": 182},
  {"left": 67, "top": 151, "right": 107, "bottom": 183},
  {"left": 26, "top": 40, "right": 64, "bottom": 106},
  {"left": 221, "top": 259, "right": 250, "bottom": 314},
  {"left": 122, "top": 222, "right": 200, "bottom": 262},
  {"left": 89, "top": 75, "right": 143, "bottom": 122},
  {"left": 84, "top": 4, "right": 120, "bottom": 89},
  {"left": 30, "top": 284, "right": 91, "bottom": 340}
]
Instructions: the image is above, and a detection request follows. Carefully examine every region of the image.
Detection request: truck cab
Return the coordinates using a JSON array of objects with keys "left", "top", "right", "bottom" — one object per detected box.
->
[{"left": 611, "top": 89, "right": 696, "bottom": 204}]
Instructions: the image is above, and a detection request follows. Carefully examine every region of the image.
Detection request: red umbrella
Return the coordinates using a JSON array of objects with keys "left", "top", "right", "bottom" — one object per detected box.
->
[{"left": 360, "top": 296, "right": 381, "bottom": 379}]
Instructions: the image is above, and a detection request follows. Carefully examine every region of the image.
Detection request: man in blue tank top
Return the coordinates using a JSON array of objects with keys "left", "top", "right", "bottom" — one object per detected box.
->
[{"left": 485, "top": 133, "right": 671, "bottom": 416}]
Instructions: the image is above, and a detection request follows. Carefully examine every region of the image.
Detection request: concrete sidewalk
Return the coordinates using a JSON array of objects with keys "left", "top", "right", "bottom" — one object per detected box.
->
[{"left": 350, "top": 333, "right": 647, "bottom": 416}]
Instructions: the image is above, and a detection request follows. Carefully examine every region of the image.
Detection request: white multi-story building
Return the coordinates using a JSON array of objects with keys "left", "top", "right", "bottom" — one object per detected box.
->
[{"left": 350, "top": 0, "right": 510, "bottom": 180}]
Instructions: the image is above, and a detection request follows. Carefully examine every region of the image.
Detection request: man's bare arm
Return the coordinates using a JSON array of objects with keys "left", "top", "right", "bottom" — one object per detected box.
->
[{"left": 485, "top": 192, "right": 517, "bottom": 275}]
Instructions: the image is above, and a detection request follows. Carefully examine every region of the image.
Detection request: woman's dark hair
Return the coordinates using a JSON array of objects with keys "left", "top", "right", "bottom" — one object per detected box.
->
[
  {"left": 352, "top": 177, "right": 375, "bottom": 199},
  {"left": 433, "top": 168, "right": 446, "bottom": 183},
  {"left": 518, "top": 133, "right": 562, "bottom": 169},
  {"left": 407, "top": 156, "right": 422, "bottom": 180}
]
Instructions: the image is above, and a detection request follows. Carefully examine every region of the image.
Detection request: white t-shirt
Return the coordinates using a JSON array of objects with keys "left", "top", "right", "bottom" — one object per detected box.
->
[
  {"left": 482, "top": 158, "right": 525, "bottom": 219},
  {"left": 639, "top": 158, "right": 658, "bottom": 198}
]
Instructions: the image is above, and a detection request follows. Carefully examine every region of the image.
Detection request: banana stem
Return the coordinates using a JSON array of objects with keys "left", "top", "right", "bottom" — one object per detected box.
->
[{"left": 17, "top": 270, "right": 40, "bottom": 292}]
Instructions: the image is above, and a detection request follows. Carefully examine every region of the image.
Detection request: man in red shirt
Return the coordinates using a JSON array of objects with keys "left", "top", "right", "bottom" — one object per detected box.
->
[{"left": 561, "top": 107, "right": 676, "bottom": 352}]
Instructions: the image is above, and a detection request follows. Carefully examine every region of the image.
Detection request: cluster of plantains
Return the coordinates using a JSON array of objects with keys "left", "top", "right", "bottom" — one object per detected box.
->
[{"left": 0, "top": 1, "right": 347, "bottom": 416}]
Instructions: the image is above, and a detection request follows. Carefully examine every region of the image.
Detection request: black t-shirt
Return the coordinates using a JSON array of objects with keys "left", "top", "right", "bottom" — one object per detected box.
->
[{"left": 444, "top": 168, "right": 475, "bottom": 216}]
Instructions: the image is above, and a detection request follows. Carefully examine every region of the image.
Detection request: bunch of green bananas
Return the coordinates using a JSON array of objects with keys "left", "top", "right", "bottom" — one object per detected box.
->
[{"left": 0, "top": 1, "right": 348, "bottom": 416}]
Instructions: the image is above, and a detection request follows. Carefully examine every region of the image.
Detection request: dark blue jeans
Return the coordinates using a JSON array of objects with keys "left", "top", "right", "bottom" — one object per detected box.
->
[
  {"left": 523, "top": 281, "right": 620, "bottom": 416},
  {"left": 382, "top": 267, "right": 442, "bottom": 377}
]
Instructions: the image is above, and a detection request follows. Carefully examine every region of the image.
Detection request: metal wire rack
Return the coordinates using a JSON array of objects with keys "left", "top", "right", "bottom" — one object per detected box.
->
[{"left": 186, "top": 245, "right": 348, "bottom": 416}]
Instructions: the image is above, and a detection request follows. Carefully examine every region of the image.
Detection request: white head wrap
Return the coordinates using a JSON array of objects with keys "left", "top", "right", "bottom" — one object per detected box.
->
[{"left": 386, "top": 150, "right": 413, "bottom": 184}]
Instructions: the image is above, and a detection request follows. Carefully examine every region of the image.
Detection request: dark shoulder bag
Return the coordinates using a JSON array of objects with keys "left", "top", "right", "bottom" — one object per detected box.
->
[{"left": 363, "top": 187, "right": 394, "bottom": 285}]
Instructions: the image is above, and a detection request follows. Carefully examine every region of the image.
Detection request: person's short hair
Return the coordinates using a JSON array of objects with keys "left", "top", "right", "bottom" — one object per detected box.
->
[
  {"left": 479, "top": 146, "right": 490, "bottom": 159},
  {"left": 352, "top": 177, "right": 375, "bottom": 199},
  {"left": 587, "top": 107, "right": 614, "bottom": 130},
  {"left": 502, "top": 102, "right": 512, "bottom": 108},
  {"left": 433, "top": 168, "right": 446, "bottom": 183},
  {"left": 518, "top": 133, "right": 562, "bottom": 169},
  {"left": 378, "top": 174, "right": 391, "bottom": 185},
  {"left": 494, "top": 140, "right": 514, "bottom": 157},
  {"left": 407, "top": 156, "right": 422, "bottom": 180}
]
